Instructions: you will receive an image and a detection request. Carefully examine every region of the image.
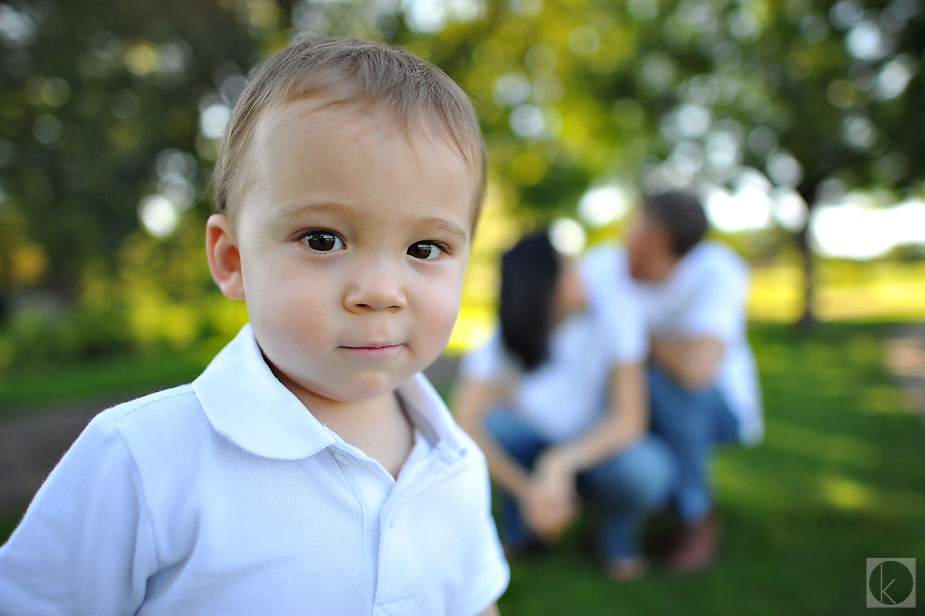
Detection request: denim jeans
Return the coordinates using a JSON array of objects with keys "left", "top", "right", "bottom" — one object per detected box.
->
[
  {"left": 647, "top": 363, "right": 740, "bottom": 523},
  {"left": 484, "top": 411, "right": 675, "bottom": 560}
]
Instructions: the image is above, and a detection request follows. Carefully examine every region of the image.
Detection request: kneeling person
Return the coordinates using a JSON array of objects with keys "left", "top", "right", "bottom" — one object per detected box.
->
[{"left": 455, "top": 231, "right": 675, "bottom": 580}]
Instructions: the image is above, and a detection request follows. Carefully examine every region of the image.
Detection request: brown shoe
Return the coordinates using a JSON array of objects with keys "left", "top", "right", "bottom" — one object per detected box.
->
[
  {"left": 660, "top": 511, "right": 720, "bottom": 574},
  {"left": 604, "top": 557, "right": 648, "bottom": 581}
]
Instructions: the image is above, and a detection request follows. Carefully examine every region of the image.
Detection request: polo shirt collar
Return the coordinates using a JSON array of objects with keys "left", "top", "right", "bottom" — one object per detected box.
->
[
  {"left": 193, "top": 324, "right": 334, "bottom": 459},
  {"left": 397, "top": 372, "right": 468, "bottom": 461},
  {"left": 193, "top": 324, "right": 466, "bottom": 462}
]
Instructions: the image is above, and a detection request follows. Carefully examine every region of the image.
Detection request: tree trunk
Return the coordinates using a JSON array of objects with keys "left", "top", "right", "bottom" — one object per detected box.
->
[
  {"left": 795, "top": 218, "right": 816, "bottom": 330},
  {"left": 795, "top": 181, "right": 821, "bottom": 330},
  {"left": 0, "top": 243, "right": 10, "bottom": 326}
]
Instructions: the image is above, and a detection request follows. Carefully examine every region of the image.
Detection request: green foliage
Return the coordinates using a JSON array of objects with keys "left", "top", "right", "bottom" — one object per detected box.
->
[
  {"left": 0, "top": 305, "right": 131, "bottom": 369},
  {"left": 1, "top": 0, "right": 923, "bottom": 365},
  {"left": 0, "top": 207, "right": 246, "bottom": 376},
  {"left": 0, "top": 0, "right": 259, "bottom": 312}
]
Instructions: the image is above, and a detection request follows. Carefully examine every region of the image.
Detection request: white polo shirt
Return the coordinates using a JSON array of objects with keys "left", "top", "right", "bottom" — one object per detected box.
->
[
  {"left": 582, "top": 242, "right": 763, "bottom": 445},
  {"left": 0, "top": 324, "right": 509, "bottom": 615},
  {"left": 461, "top": 303, "right": 646, "bottom": 442}
]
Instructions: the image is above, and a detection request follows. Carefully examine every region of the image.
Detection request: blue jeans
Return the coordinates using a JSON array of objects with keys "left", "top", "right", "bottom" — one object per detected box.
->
[
  {"left": 647, "top": 363, "right": 740, "bottom": 522},
  {"left": 485, "top": 411, "right": 675, "bottom": 560}
]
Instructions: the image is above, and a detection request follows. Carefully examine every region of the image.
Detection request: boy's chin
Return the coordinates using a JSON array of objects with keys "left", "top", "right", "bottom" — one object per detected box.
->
[
  {"left": 343, "top": 371, "right": 418, "bottom": 401},
  {"left": 313, "top": 369, "right": 420, "bottom": 404}
]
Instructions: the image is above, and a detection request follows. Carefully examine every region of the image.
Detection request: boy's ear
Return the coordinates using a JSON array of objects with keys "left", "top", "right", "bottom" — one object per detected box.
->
[{"left": 205, "top": 213, "right": 245, "bottom": 300}]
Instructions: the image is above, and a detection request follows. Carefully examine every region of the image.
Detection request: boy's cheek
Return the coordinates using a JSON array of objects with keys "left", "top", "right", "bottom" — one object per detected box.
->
[{"left": 430, "top": 284, "right": 464, "bottom": 335}]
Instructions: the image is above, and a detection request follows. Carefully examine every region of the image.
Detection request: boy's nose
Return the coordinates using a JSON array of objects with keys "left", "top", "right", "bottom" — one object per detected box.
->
[{"left": 343, "top": 258, "right": 407, "bottom": 313}]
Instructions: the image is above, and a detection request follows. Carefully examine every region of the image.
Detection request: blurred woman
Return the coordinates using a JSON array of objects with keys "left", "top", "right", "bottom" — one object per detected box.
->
[{"left": 454, "top": 230, "right": 675, "bottom": 579}]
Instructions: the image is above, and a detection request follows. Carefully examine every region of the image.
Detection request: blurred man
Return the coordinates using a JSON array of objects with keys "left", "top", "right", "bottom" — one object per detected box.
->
[{"left": 582, "top": 191, "right": 763, "bottom": 573}]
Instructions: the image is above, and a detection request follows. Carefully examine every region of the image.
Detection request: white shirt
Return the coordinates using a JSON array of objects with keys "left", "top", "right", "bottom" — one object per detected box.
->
[
  {"left": 461, "top": 304, "right": 645, "bottom": 442},
  {"left": 0, "top": 324, "right": 509, "bottom": 615},
  {"left": 582, "top": 242, "right": 764, "bottom": 444}
]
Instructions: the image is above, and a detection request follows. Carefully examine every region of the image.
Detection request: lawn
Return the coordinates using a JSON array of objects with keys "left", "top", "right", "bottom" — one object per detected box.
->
[{"left": 1, "top": 322, "right": 923, "bottom": 614}]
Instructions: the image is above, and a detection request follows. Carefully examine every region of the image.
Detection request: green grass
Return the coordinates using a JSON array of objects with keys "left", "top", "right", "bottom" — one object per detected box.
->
[
  {"left": 494, "top": 322, "right": 925, "bottom": 615},
  {"left": 0, "top": 350, "right": 210, "bottom": 414},
  {"left": 1, "top": 322, "right": 923, "bottom": 614}
]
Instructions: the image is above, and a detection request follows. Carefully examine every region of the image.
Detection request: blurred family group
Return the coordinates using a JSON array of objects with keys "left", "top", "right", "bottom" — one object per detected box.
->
[{"left": 454, "top": 191, "right": 764, "bottom": 580}]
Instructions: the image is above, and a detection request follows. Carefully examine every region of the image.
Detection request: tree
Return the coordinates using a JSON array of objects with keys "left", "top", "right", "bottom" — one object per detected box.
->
[
  {"left": 3, "top": 0, "right": 922, "bottom": 332},
  {"left": 390, "top": 0, "right": 925, "bottom": 325},
  {"left": 721, "top": 0, "right": 925, "bottom": 325},
  {"left": 0, "top": 0, "right": 260, "bottom": 318},
  {"left": 474, "top": 0, "right": 925, "bottom": 326}
]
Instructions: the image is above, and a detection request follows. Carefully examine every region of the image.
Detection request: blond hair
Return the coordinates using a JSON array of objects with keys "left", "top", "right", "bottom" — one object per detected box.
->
[{"left": 213, "top": 37, "right": 485, "bottom": 225}]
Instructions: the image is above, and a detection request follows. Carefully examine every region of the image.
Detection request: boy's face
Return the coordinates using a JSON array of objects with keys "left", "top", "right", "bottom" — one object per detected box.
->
[{"left": 207, "top": 98, "right": 476, "bottom": 407}]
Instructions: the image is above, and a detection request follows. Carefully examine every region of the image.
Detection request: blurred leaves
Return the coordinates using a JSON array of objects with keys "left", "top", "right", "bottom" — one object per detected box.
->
[
  {"left": 1, "top": 0, "right": 923, "bottom": 370},
  {"left": 0, "top": 0, "right": 258, "bottom": 310}
]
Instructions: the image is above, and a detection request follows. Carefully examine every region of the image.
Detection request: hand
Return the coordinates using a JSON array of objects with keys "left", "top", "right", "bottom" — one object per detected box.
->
[{"left": 520, "top": 449, "right": 578, "bottom": 540}]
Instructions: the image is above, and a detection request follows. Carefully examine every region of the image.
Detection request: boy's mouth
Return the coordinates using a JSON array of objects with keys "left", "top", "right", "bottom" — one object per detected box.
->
[{"left": 339, "top": 344, "right": 403, "bottom": 359}]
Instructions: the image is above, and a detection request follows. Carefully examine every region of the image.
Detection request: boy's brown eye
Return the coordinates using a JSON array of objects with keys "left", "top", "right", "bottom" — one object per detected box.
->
[
  {"left": 407, "top": 241, "right": 443, "bottom": 260},
  {"left": 301, "top": 231, "right": 344, "bottom": 252}
]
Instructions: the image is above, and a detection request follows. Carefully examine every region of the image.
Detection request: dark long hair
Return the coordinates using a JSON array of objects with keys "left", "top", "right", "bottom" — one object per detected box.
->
[{"left": 499, "top": 230, "right": 561, "bottom": 371}]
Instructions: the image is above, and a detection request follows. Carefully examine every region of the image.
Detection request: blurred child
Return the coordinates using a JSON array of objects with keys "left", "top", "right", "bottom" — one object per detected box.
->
[
  {"left": 0, "top": 37, "right": 508, "bottom": 615},
  {"left": 454, "top": 230, "right": 675, "bottom": 580}
]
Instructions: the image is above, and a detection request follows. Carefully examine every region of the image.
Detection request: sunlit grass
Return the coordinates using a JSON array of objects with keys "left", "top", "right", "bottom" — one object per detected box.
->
[
  {"left": 817, "top": 475, "right": 877, "bottom": 511},
  {"left": 749, "top": 260, "right": 925, "bottom": 322}
]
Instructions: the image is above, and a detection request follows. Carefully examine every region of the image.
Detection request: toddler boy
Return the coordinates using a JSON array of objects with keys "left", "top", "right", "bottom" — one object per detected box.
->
[{"left": 0, "top": 37, "right": 508, "bottom": 615}]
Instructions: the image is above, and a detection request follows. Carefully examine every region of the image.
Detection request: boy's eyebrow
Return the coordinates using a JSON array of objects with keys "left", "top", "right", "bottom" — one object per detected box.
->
[
  {"left": 275, "top": 201, "right": 350, "bottom": 217},
  {"left": 275, "top": 201, "right": 468, "bottom": 241},
  {"left": 417, "top": 217, "right": 468, "bottom": 242}
]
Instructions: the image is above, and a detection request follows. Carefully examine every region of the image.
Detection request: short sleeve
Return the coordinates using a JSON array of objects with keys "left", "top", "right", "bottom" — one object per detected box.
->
[
  {"left": 453, "top": 452, "right": 510, "bottom": 616},
  {"left": 676, "top": 257, "right": 748, "bottom": 341},
  {"left": 0, "top": 413, "right": 157, "bottom": 615},
  {"left": 596, "top": 285, "right": 648, "bottom": 365},
  {"left": 459, "top": 329, "right": 518, "bottom": 383}
]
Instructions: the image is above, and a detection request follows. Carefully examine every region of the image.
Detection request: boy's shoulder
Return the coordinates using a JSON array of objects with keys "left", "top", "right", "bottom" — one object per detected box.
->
[
  {"left": 102, "top": 384, "right": 198, "bottom": 419},
  {"left": 97, "top": 383, "right": 201, "bottom": 430},
  {"left": 89, "top": 383, "right": 211, "bottom": 459}
]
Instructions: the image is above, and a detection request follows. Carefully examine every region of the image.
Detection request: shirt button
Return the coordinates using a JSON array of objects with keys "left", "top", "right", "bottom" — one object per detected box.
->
[{"left": 334, "top": 452, "right": 349, "bottom": 464}]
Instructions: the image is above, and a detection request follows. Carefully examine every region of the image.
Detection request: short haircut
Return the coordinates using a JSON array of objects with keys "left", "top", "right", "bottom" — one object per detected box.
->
[
  {"left": 642, "top": 191, "right": 708, "bottom": 257},
  {"left": 499, "top": 230, "right": 561, "bottom": 371},
  {"left": 213, "top": 36, "right": 485, "bottom": 225}
]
